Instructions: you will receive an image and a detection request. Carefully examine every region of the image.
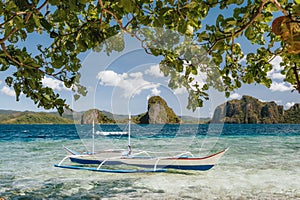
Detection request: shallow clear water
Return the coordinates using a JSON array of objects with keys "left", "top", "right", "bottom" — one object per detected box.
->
[{"left": 1, "top": 124, "right": 300, "bottom": 199}]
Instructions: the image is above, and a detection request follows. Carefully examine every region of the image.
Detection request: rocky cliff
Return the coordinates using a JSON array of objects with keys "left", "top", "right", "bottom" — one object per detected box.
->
[
  {"left": 211, "top": 95, "right": 299, "bottom": 124},
  {"left": 135, "top": 96, "right": 181, "bottom": 124},
  {"left": 284, "top": 103, "right": 300, "bottom": 123},
  {"left": 81, "top": 109, "right": 116, "bottom": 124}
]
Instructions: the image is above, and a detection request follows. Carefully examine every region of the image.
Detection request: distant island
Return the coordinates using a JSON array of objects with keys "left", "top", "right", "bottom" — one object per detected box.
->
[
  {"left": 80, "top": 96, "right": 205, "bottom": 124},
  {"left": 0, "top": 96, "right": 207, "bottom": 124},
  {"left": 133, "top": 96, "right": 181, "bottom": 124},
  {"left": 211, "top": 95, "right": 300, "bottom": 124},
  {"left": 1, "top": 95, "right": 299, "bottom": 124},
  {"left": 0, "top": 110, "right": 74, "bottom": 124}
]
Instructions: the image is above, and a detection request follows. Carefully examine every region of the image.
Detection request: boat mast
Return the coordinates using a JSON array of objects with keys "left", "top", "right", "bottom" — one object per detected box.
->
[
  {"left": 128, "top": 113, "right": 131, "bottom": 154},
  {"left": 92, "top": 119, "right": 95, "bottom": 154}
]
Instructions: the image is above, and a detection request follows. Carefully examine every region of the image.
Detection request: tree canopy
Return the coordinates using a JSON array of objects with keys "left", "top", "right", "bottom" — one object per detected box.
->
[{"left": 0, "top": 0, "right": 299, "bottom": 114}]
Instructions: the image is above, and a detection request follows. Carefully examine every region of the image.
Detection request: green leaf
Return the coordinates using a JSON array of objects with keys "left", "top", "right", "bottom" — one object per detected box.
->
[
  {"left": 65, "top": 41, "right": 75, "bottom": 51},
  {"left": 45, "top": 67, "right": 54, "bottom": 74},
  {"left": 191, "top": 65, "right": 197, "bottom": 75},
  {"left": 14, "top": 16, "right": 24, "bottom": 29},
  {"left": 5, "top": 77, "right": 13, "bottom": 87},
  {"left": 186, "top": 25, "right": 194, "bottom": 36},
  {"left": 245, "top": 27, "right": 255, "bottom": 40},
  {"left": 121, "top": 0, "right": 135, "bottom": 12},
  {"left": 77, "top": 0, "right": 89, "bottom": 4},
  {"left": 55, "top": 99, "right": 65, "bottom": 105},
  {"left": 25, "top": 19, "right": 35, "bottom": 33},
  {"left": 8, "top": 34, "right": 18, "bottom": 43},
  {"left": 40, "top": 18, "right": 52, "bottom": 31},
  {"left": 32, "top": 14, "right": 41, "bottom": 27},
  {"left": 202, "top": 84, "right": 209, "bottom": 90},
  {"left": 49, "top": 0, "right": 60, "bottom": 5},
  {"left": 13, "top": 83, "right": 20, "bottom": 100},
  {"left": 235, "top": 79, "right": 241, "bottom": 88},
  {"left": 52, "top": 9, "right": 66, "bottom": 22},
  {"left": 19, "top": 30, "right": 27, "bottom": 40},
  {"left": 50, "top": 31, "right": 58, "bottom": 38},
  {"left": 225, "top": 91, "right": 230, "bottom": 98},
  {"left": 226, "top": 18, "right": 237, "bottom": 25},
  {"left": 236, "top": 0, "right": 244, "bottom": 5},
  {"left": 74, "top": 94, "right": 80, "bottom": 101},
  {"left": 6, "top": 1, "right": 17, "bottom": 10}
]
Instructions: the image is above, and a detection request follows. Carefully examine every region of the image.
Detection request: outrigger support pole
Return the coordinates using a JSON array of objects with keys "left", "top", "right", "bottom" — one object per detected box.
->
[
  {"left": 128, "top": 113, "right": 131, "bottom": 155},
  {"left": 92, "top": 120, "right": 95, "bottom": 154}
]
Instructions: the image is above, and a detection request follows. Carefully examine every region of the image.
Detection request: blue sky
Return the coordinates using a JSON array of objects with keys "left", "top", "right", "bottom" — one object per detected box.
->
[
  {"left": 0, "top": 6, "right": 299, "bottom": 118},
  {"left": 0, "top": 33, "right": 298, "bottom": 118}
]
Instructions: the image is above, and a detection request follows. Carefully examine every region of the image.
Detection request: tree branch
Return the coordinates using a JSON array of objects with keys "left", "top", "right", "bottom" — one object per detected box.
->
[
  {"left": 208, "top": 1, "right": 268, "bottom": 54},
  {"left": 98, "top": 0, "right": 137, "bottom": 37},
  {"left": 0, "top": 28, "right": 19, "bottom": 43},
  {"left": 0, "top": 1, "right": 47, "bottom": 29},
  {"left": 36, "top": 0, "right": 49, "bottom": 11},
  {"left": 0, "top": 10, "right": 33, "bottom": 43},
  {"left": 0, "top": 43, "right": 23, "bottom": 66},
  {"left": 98, "top": 0, "right": 126, "bottom": 30},
  {"left": 0, "top": 43, "right": 41, "bottom": 70},
  {"left": 269, "top": 0, "right": 289, "bottom": 16},
  {"left": 292, "top": 63, "right": 300, "bottom": 93},
  {"left": 0, "top": 14, "right": 20, "bottom": 27}
]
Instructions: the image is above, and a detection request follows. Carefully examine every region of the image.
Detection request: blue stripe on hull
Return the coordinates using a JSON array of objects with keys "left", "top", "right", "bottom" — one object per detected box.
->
[
  {"left": 54, "top": 164, "right": 166, "bottom": 173},
  {"left": 69, "top": 157, "right": 214, "bottom": 171},
  {"left": 165, "top": 165, "right": 214, "bottom": 171},
  {"left": 122, "top": 164, "right": 214, "bottom": 171},
  {"left": 70, "top": 157, "right": 122, "bottom": 165}
]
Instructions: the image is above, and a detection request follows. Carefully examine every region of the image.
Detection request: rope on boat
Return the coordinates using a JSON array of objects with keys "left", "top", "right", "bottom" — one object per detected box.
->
[
  {"left": 96, "top": 154, "right": 123, "bottom": 170},
  {"left": 153, "top": 158, "right": 161, "bottom": 171},
  {"left": 131, "top": 149, "right": 195, "bottom": 158},
  {"left": 97, "top": 158, "right": 108, "bottom": 170}
]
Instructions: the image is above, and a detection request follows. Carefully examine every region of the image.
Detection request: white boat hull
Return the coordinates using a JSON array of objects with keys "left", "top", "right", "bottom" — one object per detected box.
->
[{"left": 67, "top": 148, "right": 228, "bottom": 171}]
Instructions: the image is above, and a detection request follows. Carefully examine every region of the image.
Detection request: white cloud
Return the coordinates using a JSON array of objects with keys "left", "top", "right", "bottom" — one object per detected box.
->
[
  {"left": 42, "top": 77, "right": 70, "bottom": 91},
  {"left": 270, "top": 72, "right": 285, "bottom": 80},
  {"left": 151, "top": 87, "right": 161, "bottom": 96},
  {"left": 285, "top": 102, "right": 295, "bottom": 108},
  {"left": 270, "top": 56, "right": 283, "bottom": 71},
  {"left": 146, "top": 62, "right": 208, "bottom": 94},
  {"left": 229, "top": 93, "right": 241, "bottom": 99},
  {"left": 268, "top": 56, "right": 285, "bottom": 80},
  {"left": 274, "top": 100, "right": 282, "bottom": 104},
  {"left": 145, "top": 64, "right": 164, "bottom": 78},
  {"left": 0, "top": 80, "right": 2, "bottom": 85},
  {"left": 1, "top": 86, "right": 15, "bottom": 97},
  {"left": 270, "top": 82, "right": 293, "bottom": 92},
  {"left": 174, "top": 87, "right": 186, "bottom": 95},
  {"left": 258, "top": 98, "right": 267, "bottom": 102},
  {"left": 97, "top": 70, "right": 160, "bottom": 98},
  {"left": 130, "top": 72, "right": 143, "bottom": 79}
]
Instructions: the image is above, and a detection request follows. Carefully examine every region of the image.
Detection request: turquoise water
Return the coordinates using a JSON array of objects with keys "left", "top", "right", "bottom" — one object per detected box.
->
[{"left": 1, "top": 124, "right": 300, "bottom": 199}]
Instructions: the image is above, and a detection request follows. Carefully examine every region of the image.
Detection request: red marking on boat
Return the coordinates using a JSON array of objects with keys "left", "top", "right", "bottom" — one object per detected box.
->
[{"left": 166, "top": 149, "right": 227, "bottom": 160}]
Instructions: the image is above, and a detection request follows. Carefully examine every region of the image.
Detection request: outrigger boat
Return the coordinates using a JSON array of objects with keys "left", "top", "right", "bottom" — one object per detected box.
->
[{"left": 55, "top": 115, "right": 228, "bottom": 173}]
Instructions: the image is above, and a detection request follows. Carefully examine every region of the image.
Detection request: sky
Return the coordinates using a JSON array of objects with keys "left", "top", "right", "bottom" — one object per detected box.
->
[{"left": 0, "top": 6, "right": 299, "bottom": 118}]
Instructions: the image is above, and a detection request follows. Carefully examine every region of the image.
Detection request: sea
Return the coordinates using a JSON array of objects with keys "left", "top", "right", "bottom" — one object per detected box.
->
[{"left": 1, "top": 124, "right": 300, "bottom": 200}]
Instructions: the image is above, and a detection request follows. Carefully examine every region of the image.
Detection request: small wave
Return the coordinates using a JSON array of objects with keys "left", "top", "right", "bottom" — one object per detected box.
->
[{"left": 27, "top": 135, "right": 47, "bottom": 139}]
